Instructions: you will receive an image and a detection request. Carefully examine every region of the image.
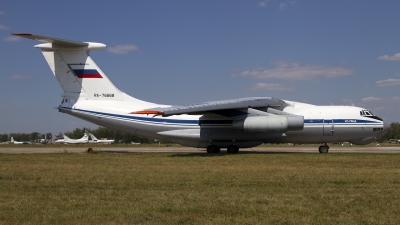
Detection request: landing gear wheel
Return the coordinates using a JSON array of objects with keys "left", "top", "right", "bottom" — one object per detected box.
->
[
  {"left": 318, "top": 145, "right": 329, "bottom": 153},
  {"left": 227, "top": 145, "right": 239, "bottom": 154},
  {"left": 207, "top": 145, "right": 220, "bottom": 153}
]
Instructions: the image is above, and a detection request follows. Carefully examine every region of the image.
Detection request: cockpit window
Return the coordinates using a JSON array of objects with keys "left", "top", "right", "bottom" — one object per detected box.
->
[
  {"left": 360, "top": 109, "right": 374, "bottom": 116},
  {"left": 360, "top": 109, "right": 383, "bottom": 121}
]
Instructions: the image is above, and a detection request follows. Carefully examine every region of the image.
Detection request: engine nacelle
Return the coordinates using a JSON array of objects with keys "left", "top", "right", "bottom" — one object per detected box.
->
[{"left": 232, "top": 115, "right": 304, "bottom": 133}]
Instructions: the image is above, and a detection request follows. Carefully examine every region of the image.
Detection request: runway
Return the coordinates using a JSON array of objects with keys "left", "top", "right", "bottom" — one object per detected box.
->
[{"left": 1, "top": 146, "right": 400, "bottom": 154}]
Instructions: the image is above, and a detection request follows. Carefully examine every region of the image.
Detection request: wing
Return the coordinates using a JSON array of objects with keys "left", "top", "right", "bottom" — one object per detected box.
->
[{"left": 131, "top": 97, "right": 286, "bottom": 116}]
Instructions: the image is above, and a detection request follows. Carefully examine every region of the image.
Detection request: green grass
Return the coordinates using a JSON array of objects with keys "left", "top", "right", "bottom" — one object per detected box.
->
[{"left": 1, "top": 153, "right": 400, "bottom": 224}]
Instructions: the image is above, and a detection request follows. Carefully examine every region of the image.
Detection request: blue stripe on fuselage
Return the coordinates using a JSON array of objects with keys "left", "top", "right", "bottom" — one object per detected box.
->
[{"left": 61, "top": 107, "right": 382, "bottom": 126}]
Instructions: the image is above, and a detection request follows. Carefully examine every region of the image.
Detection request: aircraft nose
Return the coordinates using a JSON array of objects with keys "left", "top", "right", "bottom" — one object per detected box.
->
[{"left": 383, "top": 120, "right": 391, "bottom": 133}]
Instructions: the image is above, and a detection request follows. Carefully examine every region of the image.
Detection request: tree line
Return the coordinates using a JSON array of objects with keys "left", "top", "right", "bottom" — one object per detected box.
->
[
  {"left": 54, "top": 127, "right": 161, "bottom": 144},
  {"left": 0, "top": 132, "right": 52, "bottom": 143},
  {"left": 379, "top": 122, "right": 400, "bottom": 141},
  {"left": 0, "top": 127, "right": 162, "bottom": 144}
]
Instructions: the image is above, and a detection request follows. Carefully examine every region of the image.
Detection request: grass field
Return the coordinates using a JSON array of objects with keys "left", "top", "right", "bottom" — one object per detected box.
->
[
  {"left": 1, "top": 152, "right": 400, "bottom": 224},
  {"left": 0, "top": 142, "right": 398, "bottom": 148}
]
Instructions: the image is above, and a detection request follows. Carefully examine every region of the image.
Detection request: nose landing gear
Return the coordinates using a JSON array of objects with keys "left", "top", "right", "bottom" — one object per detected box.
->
[{"left": 318, "top": 144, "right": 329, "bottom": 153}]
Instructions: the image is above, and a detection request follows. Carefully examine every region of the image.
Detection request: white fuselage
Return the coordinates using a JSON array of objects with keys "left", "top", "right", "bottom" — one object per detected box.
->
[{"left": 58, "top": 97, "right": 385, "bottom": 148}]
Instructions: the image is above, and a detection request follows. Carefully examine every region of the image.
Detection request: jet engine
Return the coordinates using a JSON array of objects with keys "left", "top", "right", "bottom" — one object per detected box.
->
[{"left": 232, "top": 115, "right": 304, "bottom": 133}]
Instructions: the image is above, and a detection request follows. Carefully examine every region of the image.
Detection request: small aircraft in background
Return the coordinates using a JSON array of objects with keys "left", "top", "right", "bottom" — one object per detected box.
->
[
  {"left": 39, "top": 134, "right": 48, "bottom": 144},
  {"left": 63, "top": 134, "right": 89, "bottom": 144},
  {"left": 56, "top": 134, "right": 89, "bottom": 144},
  {"left": 10, "top": 137, "right": 32, "bottom": 144},
  {"left": 88, "top": 133, "right": 114, "bottom": 144},
  {"left": 54, "top": 138, "right": 65, "bottom": 143}
]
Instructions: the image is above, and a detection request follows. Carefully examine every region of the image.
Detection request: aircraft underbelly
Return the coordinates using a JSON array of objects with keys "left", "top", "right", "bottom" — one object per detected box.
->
[{"left": 65, "top": 108, "right": 379, "bottom": 147}]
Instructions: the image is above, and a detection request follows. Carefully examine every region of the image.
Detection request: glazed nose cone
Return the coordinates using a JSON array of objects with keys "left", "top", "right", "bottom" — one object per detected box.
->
[{"left": 383, "top": 120, "right": 391, "bottom": 134}]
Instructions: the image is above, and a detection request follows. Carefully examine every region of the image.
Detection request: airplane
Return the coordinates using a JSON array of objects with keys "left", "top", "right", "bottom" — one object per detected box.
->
[
  {"left": 63, "top": 134, "right": 89, "bottom": 144},
  {"left": 54, "top": 138, "right": 65, "bottom": 144},
  {"left": 10, "top": 137, "right": 32, "bottom": 144},
  {"left": 13, "top": 33, "right": 390, "bottom": 153},
  {"left": 39, "top": 134, "right": 48, "bottom": 144},
  {"left": 88, "top": 133, "right": 115, "bottom": 144}
]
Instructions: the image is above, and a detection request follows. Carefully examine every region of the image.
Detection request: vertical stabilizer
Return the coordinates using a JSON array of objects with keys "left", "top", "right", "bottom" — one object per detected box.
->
[
  {"left": 89, "top": 133, "right": 99, "bottom": 141},
  {"left": 63, "top": 135, "right": 71, "bottom": 140},
  {"left": 12, "top": 33, "right": 124, "bottom": 101}
]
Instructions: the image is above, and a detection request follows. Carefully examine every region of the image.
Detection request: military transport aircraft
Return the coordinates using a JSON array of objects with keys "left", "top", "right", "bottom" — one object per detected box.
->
[
  {"left": 62, "top": 134, "right": 89, "bottom": 144},
  {"left": 13, "top": 33, "right": 390, "bottom": 153},
  {"left": 88, "top": 133, "right": 115, "bottom": 144},
  {"left": 11, "top": 137, "right": 32, "bottom": 145}
]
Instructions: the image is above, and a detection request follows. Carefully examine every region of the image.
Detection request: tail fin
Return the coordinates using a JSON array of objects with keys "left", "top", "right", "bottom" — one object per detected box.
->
[
  {"left": 89, "top": 133, "right": 98, "bottom": 141},
  {"left": 13, "top": 33, "right": 123, "bottom": 101},
  {"left": 81, "top": 133, "right": 89, "bottom": 140},
  {"left": 10, "top": 137, "right": 14, "bottom": 142},
  {"left": 63, "top": 135, "right": 71, "bottom": 140}
]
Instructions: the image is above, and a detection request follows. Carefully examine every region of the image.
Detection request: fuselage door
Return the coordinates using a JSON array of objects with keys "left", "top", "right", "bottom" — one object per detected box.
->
[{"left": 323, "top": 119, "right": 334, "bottom": 136}]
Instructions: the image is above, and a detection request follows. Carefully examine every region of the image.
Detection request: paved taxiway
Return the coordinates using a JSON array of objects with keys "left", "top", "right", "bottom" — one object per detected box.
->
[{"left": 1, "top": 146, "right": 400, "bottom": 154}]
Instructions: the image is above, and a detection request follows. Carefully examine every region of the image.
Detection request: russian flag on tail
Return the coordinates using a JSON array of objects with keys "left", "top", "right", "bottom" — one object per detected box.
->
[{"left": 73, "top": 69, "right": 103, "bottom": 78}]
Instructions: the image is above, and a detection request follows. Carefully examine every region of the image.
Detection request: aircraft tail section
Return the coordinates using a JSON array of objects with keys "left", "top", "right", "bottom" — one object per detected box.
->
[
  {"left": 63, "top": 135, "right": 71, "bottom": 140},
  {"left": 89, "top": 133, "right": 98, "bottom": 141},
  {"left": 10, "top": 137, "right": 14, "bottom": 143},
  {"left": 13, "top": 34, "right": 124, "bottom": 102},
  {"left": 81, "top": 133, "right": 89, "bottom": 141}
]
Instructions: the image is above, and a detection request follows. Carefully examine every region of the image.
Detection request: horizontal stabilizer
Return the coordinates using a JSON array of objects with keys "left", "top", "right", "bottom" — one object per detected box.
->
[
  {"left": 13, "top": 33, "right": 88, "bottom": 47},
  {"left": 12, "top": 33, "right": 106, "bottom": 50}
]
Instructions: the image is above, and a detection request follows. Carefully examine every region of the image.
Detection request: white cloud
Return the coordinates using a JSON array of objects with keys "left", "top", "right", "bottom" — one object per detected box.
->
[
  {"left": 0, "top": 11, "right": 5, "bottom": 15},
  {"left": 279, "top": 3, "right": 288, "bottom": 10},
  {"left": 377, "top": 53, "right": 400, "bottom": 61},
  {"left": 0, "top": 24, "right": 8, "bottom": 30},
  {"left": 241, "top": 61, "right": 354, "bottom": 80},
  {"left": 108, "top": 44, "right": 139, "bottom": 54},
  {"left": 10, "top": 74, "right": 32, "bottom": 80},
  {"left": 259, "top": 2, "right": 267, "bottom": 7},
  {"left": 249, "top": 83, "right": 296, "bottom": 91},
  {"left": 362, "top": 97, "right": 382, "bottom": 102},
  {"left": 279, "top": 1, "right": 296, "bottom": 11},
  {"left": 375, "top": 78, "right": 400, "bottom": 87},
  {"left": 3, "top": 36, "right": 20, "bottom": 42}
]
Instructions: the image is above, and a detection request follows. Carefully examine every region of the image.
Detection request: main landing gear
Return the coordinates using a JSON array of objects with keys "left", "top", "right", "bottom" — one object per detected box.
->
[
  {"left": 318, "top": 144, "right": 329, "bottom": 153},
  {"left": 206, "top": 145, "right": 220, "bottom": 153},
  {"left": 206, "top": 145, "right": 239, "bottom": 154},
  {"left": 227, "top": 145, "right": 239, "bottom": 154}
]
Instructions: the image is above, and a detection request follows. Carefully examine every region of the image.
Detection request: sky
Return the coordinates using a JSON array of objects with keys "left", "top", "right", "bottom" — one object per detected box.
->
[{"left": 1, "top": 0, "right": 399, "bottom": 137}]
